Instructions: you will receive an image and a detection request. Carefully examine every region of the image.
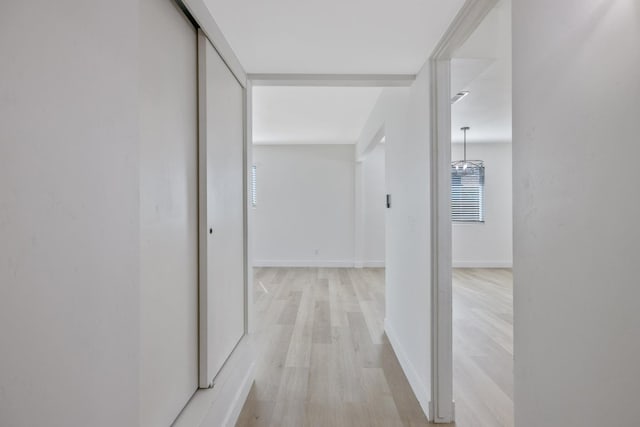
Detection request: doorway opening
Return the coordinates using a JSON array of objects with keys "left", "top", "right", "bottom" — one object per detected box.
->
[
  {"left": 450, "top": 1, "right": 513, "bottom": 425},
  {"left": 239, "top": 79, "right": 434, "bottom": 425},
  {"left": 430, "top": 0, "right": 513, "bottom": 424}
]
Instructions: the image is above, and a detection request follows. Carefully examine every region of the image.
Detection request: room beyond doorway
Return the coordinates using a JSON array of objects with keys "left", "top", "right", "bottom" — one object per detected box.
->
[{"left": 250, "top": 85, "right": 387, "bottom": 270}]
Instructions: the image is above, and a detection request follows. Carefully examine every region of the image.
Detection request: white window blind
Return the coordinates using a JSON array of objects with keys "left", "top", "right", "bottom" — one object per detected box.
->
[
  {"left": 451, "top": 165, "right": 485, "bottom": 222},
  {"left": 251, "top": 165, "right": 257, "bottom": 207}
]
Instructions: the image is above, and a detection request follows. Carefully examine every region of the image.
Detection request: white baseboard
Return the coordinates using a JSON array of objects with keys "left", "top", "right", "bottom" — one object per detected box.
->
[
  {"left": 363, "top": 260, "right": 385, "bottom": 268},
  {"left": 452, "top": 260, "right": 512, "bottom": 268},
  {"left": 256, "top": 260, "right": 508, "bottom": 269},
  {"left": 218, "top": 361, "right": 255, "bottom": 426},
  {"left": 173, "top": 335, "right": 256, "bottom": 427},
  {"left": 253, "top": 259, "right": 356, "bottom": 268},
  {"left": 384, "top": 318, "right": 431, "bottom": 420},
  {"left": 253, "top": 259, "right": 386, "bottom": 268}
]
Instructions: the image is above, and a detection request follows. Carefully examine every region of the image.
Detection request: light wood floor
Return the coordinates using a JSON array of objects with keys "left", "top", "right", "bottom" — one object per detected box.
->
[
  {"left": 453, "top": 268, "right": 513, "bottom": 427},
  {"left": 237, "top": 267, "right": 513, "bottom": 427}
]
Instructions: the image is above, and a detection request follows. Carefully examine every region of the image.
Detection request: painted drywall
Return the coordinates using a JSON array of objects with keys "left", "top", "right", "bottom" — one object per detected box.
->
[
  {"left": 252, "top": 86, "right": 383, "bottom": 144},
  {"left": 139, "top": 0, "right": 198, "bottom": 425},
  {"left": 0, "top": 1, "right": 139, "bottom": 426},
  {"left": 362, "top": 144, "right": 386, "bottom": 266},
  {"left": 451, "top": 143, "right": 512, "bottom": 267},
  {"left": 513, "top": 1, "right": 640, "bottom": 425},
  {"left": 252, "top": 144, "right": 355, "bottom": 266},
  {"left": 357, "top": 83, "right": 432, "bottom": 417}
]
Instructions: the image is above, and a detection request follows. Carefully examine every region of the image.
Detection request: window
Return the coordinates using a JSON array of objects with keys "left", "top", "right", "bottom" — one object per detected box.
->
[
  {"left": 451, "top": 164, "right": 484, "bottom": 222},
  {"left": 251, "top": 165, "right": 257, "bottom": 208}
]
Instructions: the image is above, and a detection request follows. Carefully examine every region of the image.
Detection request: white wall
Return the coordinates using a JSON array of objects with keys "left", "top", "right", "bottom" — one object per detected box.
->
[
  {"left": 357, "top": 82, "right": 433, "bottom": 417},
  {"left": 451, "top": 142, "right": 512, "bottom": 267},
  {"left": 0, "top": 1, "right": 139, "bottom": 426},
  {"left": 139, "top": 0, "right": 198, "bottom": 425},
  {"left": 252, "top": 144, "right": 355, "bottom": 266},
  {"left": 362, "top": 144, "right": 386, "bottom": 266},
  {"left": 513, "top": 1, "right": 640, "bottom": 426}
]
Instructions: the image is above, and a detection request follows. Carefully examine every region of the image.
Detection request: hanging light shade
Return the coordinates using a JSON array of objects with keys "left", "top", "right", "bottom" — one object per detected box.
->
[{"left": 452, "top": 126, "right": 484, "bottom": 175}]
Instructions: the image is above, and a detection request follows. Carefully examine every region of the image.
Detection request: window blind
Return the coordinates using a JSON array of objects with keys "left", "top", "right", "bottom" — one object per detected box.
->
[
  {"left": 451, "top": 165, "right": 485, "bottom": 222},
  {"left": 251, "top": 165, "right": 257, "bottom": 207}
]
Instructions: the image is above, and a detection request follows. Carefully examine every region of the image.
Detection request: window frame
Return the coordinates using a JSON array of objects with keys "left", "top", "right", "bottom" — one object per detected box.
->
[{"left": 450, "top": 163, "right": 485, "bottom": 223}]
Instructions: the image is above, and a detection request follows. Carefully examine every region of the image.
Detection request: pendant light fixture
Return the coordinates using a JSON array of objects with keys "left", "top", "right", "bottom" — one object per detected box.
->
[{"left": 452, "top": 126, "right": 484, "bottom": 175}]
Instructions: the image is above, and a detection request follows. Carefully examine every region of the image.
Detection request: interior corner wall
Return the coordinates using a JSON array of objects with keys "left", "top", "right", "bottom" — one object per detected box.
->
[
  {"left": 358, "top": 81, "right": 432, "bottom": 415},
  {"left": 362, "top": 144, "right": 386, "bottom": 266},
  {"left": 0, "top": 2, "right": 140, "bottom": 426},
  {"left": 513, "top": 1, "right": 640, "bottom": 425},
  {"left": 252, "top": 144, "right": 355, "bottom": 267},
  {"left": 452, "top": 142, "right": 512, "bottom": 268}
]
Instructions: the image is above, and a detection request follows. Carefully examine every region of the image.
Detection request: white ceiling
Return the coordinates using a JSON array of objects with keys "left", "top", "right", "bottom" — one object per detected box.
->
[
  {"left": 252, "top": 86, "right": 383, "bottom": 144},
  {"left": 203, "top": 0, "right": 466, "bottom": 74},
  {"left": 451, "top": 0, "right": 511, "bottom": 144}
]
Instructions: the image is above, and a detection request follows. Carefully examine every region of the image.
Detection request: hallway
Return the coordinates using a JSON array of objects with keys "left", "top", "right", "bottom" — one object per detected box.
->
[
  {"left": 237, "top": 268, "right": 429, "bottom": 426},
  {"left": 237, "top": 267, "right": 513, "bottom": 426}
]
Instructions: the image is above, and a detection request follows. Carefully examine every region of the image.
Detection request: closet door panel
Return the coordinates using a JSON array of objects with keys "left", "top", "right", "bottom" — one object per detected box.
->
[{"left": 199, "top": 32, "right": 246, "bottom": 387}]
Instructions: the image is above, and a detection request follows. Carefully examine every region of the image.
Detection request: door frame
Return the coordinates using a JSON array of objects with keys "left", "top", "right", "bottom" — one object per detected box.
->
[{"left": 428, "top": 0, "right": 498, "bottom": 422}]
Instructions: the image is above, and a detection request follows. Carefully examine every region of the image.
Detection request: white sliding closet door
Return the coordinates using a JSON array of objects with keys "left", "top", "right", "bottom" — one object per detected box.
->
[
  {"left": 198, "top": 31, "right": 246, "bottom": 388},
  {"left": 140, "top": 0, "right": 198, "bottom": 425}
]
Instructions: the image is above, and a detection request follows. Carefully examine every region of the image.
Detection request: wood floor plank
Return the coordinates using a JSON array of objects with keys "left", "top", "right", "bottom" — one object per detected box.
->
[
  {"left": 328, "top": 275, "right": 350, "bottom": 328},
  {"left": 347, "top": 311, "right": 382, "bottom": 369},
  {"left": 359, "top": 299, "right": 385, "bottom": 345},
  {"left": 268, "top": 367, "right": 310, "bottom": 427},
  {"left": 361, "top": 368, "right": 404, "bottom": 427},
  {"left": 284, "top": 284, "right": 314, "bottom": 368},
  {"left": 333, "top": 326, "right": 367, "bottom": 403},
  {"left": 306, "top": 343, "right": 335, "bottom": 405},
  {"left": 277, "top": 290, "right": 303, "bottom": 325},
  {"left": 311, "top": 300, "right": 332, "bottom": 344},
  {"left": 235, "top": 385, "right": 275, "bottom": 427}
]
